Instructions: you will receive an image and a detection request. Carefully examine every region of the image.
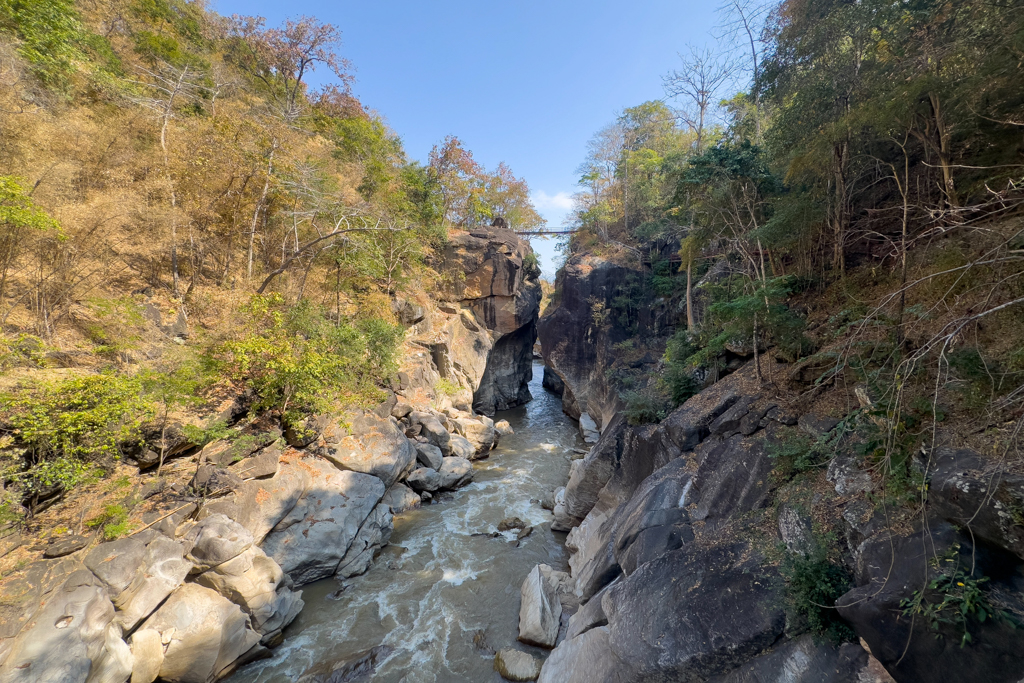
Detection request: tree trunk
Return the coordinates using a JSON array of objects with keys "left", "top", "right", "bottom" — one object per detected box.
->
[{"left": 685, "top": 260, "right": 695, "bottom": 332}]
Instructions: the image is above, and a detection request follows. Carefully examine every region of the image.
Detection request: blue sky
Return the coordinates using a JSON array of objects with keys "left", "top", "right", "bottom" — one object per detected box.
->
[{"left": 212, "top": 0, "right": 724, "bottom": 276}]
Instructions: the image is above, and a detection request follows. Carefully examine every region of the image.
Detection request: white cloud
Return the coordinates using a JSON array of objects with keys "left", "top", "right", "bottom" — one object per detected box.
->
[{"left": 530, "top": 190, "right": 574, "bottom": 225}]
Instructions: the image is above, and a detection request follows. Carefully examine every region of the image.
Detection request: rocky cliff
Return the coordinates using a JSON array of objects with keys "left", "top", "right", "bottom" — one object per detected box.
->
[
  {"left": 538, "top": 251, "right": 674, "bottom": 434},
  {"left": 523, "top": 255, "right": 1024, "bottom": 683},
  {"left": 0, "top": 226, "right": 539, "bottom": 683}
]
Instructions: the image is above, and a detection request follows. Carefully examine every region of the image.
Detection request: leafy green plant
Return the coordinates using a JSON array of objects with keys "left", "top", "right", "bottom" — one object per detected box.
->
[
  {"left": 86, "top": 504, "right": 133, "bottom": 540},
  {"left": 0, "top": 0, "right": 84, "bottom": 88},
  {"left": 219, "top": 294, "right": 401, "bottom": 425},
  {"left": 4, "top": 374, "right": 151, "bottom": 508},
  {"left": 900, "top": 544, "right": 1016, "bottom": 648},
  {"left": 434, "top": 377, "right": 459, "bottom": 397},
  {"left": 522, "top": 252, "right": 541, "bottom": 280},
  {"left": 621, "top": 387, "right": 671, "bottom": 425},
  {"left": 782, "top": 543, "right": 855, "bottom": 644},
  {"left": 663, "top": 329, "right": 700, "bottom": 406}
]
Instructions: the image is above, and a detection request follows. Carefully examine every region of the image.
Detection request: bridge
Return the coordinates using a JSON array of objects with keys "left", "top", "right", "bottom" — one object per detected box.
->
[{"left": 516, "top": 227, "right": 578, "bottom": 236}]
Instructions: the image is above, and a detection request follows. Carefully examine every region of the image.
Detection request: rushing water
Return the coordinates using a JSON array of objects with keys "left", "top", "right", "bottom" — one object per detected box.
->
[{"left": 232, "top": 361, "right": 581, "bottom": 682}]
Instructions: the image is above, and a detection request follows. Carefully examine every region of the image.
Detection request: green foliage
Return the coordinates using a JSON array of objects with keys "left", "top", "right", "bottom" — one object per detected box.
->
[
  {"left": 219, "top": 294, "right": 401, "bottom": 424},
  {"left": 663, "top": 329, "right": 700, "bottom": 406},
  {"left": 523, "top": 252, "right": 541, "bottom": 280},
  {"left": 767, "top": 430, "right": 822, "bottom": 475},
  {"left": 621, "top": 386, "right": 671, "bottom": 425},
  {"left": 901, "top": 544, "right": 1016, "bottom": 648},
  {"left": 782, "top": 543, "right": 855, "bottom": 644},
  {"left": 434, "top": 377, "right": 459, "bottom": 397},
  {"left": 180, "top": 420, "right": 234, "bottom": 449},
  {"left": 0, "top": 0, "right": 83, "bottom": 88},
  {"left": 86, "top": 504, "right": 133, "bottom": 540},
  {"left": 5, "top": 373, "right": 151, "bottom": 464}
]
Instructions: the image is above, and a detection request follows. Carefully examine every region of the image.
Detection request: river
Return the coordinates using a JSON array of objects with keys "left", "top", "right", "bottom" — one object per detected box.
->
[{"left": 231, "top": 361, "right": 580, "bottom": 682}]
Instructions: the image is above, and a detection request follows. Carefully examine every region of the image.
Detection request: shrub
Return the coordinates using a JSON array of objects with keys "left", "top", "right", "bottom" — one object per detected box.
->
[
  {"left": 3, "top": 374, "right": 151, "bottom": 505},
  {"left": 219, "top": 294, "right": 402, "bottom": 425},
  {"left": 622, "top": 387, "right": 671, "bottom": 425},
  {"left": 435, "top": 377, "right": 459, "bottom": 397},
  {"left": 782, "top": 543, "right": 855, "bottom": 644},
  {"left": 523, "top": 252, "right": 541, "bottom": 280},
  {"left": 86, "top": 503, "right": 132, "bottom": 540},
  {"left": 0, "top": 0, "right": 83, "bottom": 88},
  {"left": 663, "top": 329, "right": 700, "bottom": 406}
]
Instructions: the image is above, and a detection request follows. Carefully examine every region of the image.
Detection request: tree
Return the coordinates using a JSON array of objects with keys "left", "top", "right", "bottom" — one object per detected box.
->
[
  {"left": 230, "top": 15, "right": 351, "bottom": 121},
  {"left": 663, "top": 46, "right": 734, "bottom": 153},
  {"left": 0, "top": 176, "right": 62, "bottom": 304}
]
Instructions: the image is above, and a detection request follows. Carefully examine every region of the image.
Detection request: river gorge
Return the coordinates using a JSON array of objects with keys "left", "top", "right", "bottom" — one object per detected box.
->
[{"left": 234, "top": 362, "right": 580, "bottom": 683}]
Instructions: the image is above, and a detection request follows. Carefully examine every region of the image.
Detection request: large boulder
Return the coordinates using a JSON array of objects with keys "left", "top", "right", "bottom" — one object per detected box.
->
[
  {"left": 195, "top": 541, "right": 303, "bottom": 638},
  {"left": 414, "top": 442, "right": 444, "bottom": 470},
  {"left": 381, "top": 482, "right": 421, "bottom": 513},
  {"left": 836, "top": 522, "right": 1024, "bottom": 683},
  {"left": 0, "top": 569, "right": 132, "bottom": 683},
  {"left": 542, "top": 542, "right": 784, "bottom": 682},
  {"left": 438, "top": 456, "right": 474, "bottom": 490},
  {"left": 309, "top": 412, "right": 417, "bottom": 488},
  {"left": 408, "top": 412, "right": 452, "bottom": 456},
  {"left": 84, "top": 531, "right": 192, "bottom": 630},
  {"left": 406, "top": 467, "right": 442, "bottom": 493},
  {"left": 134, "top": 583, "right": 261, "bottom": 683},
  {"left": 260, "top": 458, "right": 386, "bottom": 585},
  {"left": 449, "top": 433, "right": 477, "bottom": 460},
  {"left": 518, "top": 564, "right": 567, "bottom": 647},
  {"left": 452, "top": 416, "right": 497, "bottom": 455},
  {"left": 706, "top": 636, "right": 873, "bottom": 683},
  {"left": 336, "top": 503, "right": 393, "bottom": 578},
  {"left": 202, "top": 452, "right": 312, "bottom": 544}
]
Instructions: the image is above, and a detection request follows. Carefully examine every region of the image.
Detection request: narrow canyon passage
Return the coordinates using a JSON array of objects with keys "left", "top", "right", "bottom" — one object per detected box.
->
[{"left": 232, "top": 362, "right": 580, "bottom": 682}]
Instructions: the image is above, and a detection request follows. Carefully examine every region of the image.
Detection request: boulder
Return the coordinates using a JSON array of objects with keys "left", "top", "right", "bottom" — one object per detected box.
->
[
  {"left": 129, "top": 628, "right": 164, "bottom": 683},
  {"left": 543, "top": 542, "right": 785, "bottom": 682},
  {"left": 391, "top": 402, "right": 413, "bottom": 419},
  {"left": 438, "top": 457, "right": 474, "bottom": 490},
  {"left": 336, "top": 503, "right": 393, "bottom": 578},
  {"left": 495, "top": 648, "right": 542, "bottom": 681},
  {"left": 229, "top": 445, "right": 280, "bottom": 480},
  {"left": 260, "top": 458, "right": 385, "bottom": 585},
  {"left": 42, "top": 533, "right": 89, "bottom": 558},
  {"left": 798, "top": 413, "right": 840, "bottom": 439},
  {"left": 691, "top": 434, "right": 772, "bottom": 529},
  {"left": 495, "top": 420, "right": 514, "bottom": 436},
  {"left": 381, "top": 483, "right": 421, "bottom": 514},
  {"left": 827, "top": 454, "right": 872, "bottom": 496},
  {"left": 449, "top": 433, "right": 477, "bottom": 460},
  {"left": 195, "top": 543, "right": 303, "bottom": 637},
  {"left": 408, "top": 412, "right": 452, "bottom": 456},
  {"left": 184, "top": 514, "right": 254, "bottom": 571},
  {"left": 309, "top": 411, "right": 417, "bottom": 488},
  {"left": 406, "top": 467, "right": 442, "bottom": 493},
  {"left": 135, "top": 583, "right": 261, "bottom": 683},
  {"left": 414, "top": 442, "right": 444, "bottom": 470},
  {"left": 203, "top": 453, "right": 312, "bottom": 544},
  {"left": 707, "top": 636, "right": 872, "bottom": 683},
  {"left": 836, "top": 522, "right": 1024, "bottom": 683},
  {"left": 518, "top": 564, "right": 566, "bottom": 648},
  {"left": 578, "top": 413, "right": 600, "bottom": 443},
  {"left": 0, "top": 569, "right": 132, "bottom": 683},
  {"left": 452, "top": 416, "right": 497, "bottom": 455},
  {"left": 85, "top": 532, "right": 192, "bottom": 630}
]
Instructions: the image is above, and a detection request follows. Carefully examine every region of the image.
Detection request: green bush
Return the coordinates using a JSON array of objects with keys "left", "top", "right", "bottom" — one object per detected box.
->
[
  {"left": 0, "top": 0, "right": 83, "bottom": 88},
  {"left": 3, "top": 374, "right": 151, "bottom": 503},
  {"left": 663, "top": 329, "right": 700, "bottom": 406},
  {"left": 434, "top": 377, "right": 459, "bottom": 397},
  {"left": 782, "top": 544, "right": 855, "bottom": 644},
  {"left": 86, "top": 503, "right": 132, "bottom": 540},
  {"left": 219, "top": 294, "right": 402, "bottom": 425},
  {"left": 523, "top": 252, "right": 541, "bottom": 280},
  {"left": 622, "top": 387, "right": 671, "bottom": 425}
]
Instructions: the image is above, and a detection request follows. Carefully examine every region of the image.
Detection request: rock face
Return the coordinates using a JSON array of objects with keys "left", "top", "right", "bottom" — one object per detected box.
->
[
  {"left": 261, "top": 458, "right": 386, "bottom": 584},
  {"left": 518, "top": 564, "right": 566, "bottom": 647},
  {"left": 308, "top": 411, "right": 417, "bottom": 488},
  {"left": 135, "top": 583, "right": 261, "bottom": 683},
  {"left": 439, "top": 227, "right": 542, "bottom": 416}
]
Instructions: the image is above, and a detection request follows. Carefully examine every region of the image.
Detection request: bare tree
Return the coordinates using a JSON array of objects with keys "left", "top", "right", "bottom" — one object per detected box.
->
[
  {"left": 130, "top": 63, "right": 205, "bottom": 297},
  {"left": 715, "top": 0, "right": 771, "bottom": 140},
  {"left": 663, "top": 46, "right": 734, "bottom": 153}
]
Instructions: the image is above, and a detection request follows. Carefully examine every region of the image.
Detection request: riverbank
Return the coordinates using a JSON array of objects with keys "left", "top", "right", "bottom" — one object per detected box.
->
[{"left": 233, "top": 362, "right": 581, "bottom": 683}]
